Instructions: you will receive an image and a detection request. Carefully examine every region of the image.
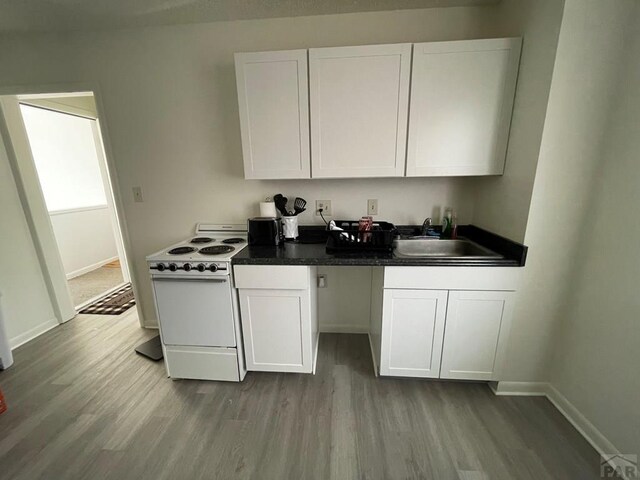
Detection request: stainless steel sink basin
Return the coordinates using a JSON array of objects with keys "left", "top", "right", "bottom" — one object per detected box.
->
[{"left": 393, "top": 239, "right": 502, "bottom": 259}]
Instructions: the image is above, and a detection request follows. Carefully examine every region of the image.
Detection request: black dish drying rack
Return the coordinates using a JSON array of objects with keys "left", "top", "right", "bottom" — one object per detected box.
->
[{"left": 326, "top": 220, "right": 398, "bottom": 254}]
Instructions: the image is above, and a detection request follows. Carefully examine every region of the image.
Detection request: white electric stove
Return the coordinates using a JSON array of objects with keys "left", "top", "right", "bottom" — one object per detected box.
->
[{"left": 146, "top": 224, "right": 248, "bottom": 382}]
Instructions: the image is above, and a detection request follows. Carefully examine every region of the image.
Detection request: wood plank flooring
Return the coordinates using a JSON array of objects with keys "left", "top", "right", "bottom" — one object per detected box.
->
[{"left": 0, "top": 311, "right": 605, "bottom": 479}]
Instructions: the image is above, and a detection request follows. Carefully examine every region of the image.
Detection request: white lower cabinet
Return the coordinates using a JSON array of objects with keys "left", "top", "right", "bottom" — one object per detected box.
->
[
  {"left": 380, "top": 289, "right": 448, "bottom": 378},
  {"left": 440, "top": 290, "right": 514, "bottom": 381},
  {"left": 379, "top": 283, "right": 515, "bottom": 381},
  {"left": 234, "top": 265, "right": 318, "bottom": 374}
]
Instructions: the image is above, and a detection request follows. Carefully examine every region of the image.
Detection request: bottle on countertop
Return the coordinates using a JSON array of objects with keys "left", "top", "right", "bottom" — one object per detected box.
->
[
  {"left": 442, "top": 208, "right": 453, "bottom": 239},
  {"left": 451, "top": 210, "right": 458, "bottom": 239}
]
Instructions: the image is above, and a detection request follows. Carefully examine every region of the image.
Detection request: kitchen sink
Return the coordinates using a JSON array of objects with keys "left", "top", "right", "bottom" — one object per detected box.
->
[{"left": 393, "top": 238, "right": 503, "bottom": 259}]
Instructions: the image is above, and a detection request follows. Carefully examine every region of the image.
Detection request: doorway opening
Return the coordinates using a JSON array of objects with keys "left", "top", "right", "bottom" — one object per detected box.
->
[{"left": 1, "top": 91, "right": 136, "bottom": 319}]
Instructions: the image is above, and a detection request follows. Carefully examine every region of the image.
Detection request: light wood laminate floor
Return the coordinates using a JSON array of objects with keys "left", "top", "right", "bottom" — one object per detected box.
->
[{"left": 0, "top": 310, "right": 605, "bottom": 480}]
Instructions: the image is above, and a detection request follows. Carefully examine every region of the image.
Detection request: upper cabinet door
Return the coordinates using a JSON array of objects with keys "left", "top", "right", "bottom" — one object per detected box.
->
[
  {"left": 235, "top": 50, "right": 310, "bottom": 179},
  {"left": 309, "top": 44, "right": 412, "bottom": 178},
  {"left": 406, "top": 38, "right": 522, "bottom": 177}
]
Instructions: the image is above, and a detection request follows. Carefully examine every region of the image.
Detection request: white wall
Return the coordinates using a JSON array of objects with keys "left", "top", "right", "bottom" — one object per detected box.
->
[
  {"left": 547, "top": 0, "right": 640, "bottom": 457},
  {"left": 21, "top": 104, "right": 107, "bottom": 212},
  {"left": 471, "top": 0, "right": 564, "bottom": 242},
  {"left": 317, "top": 266, "right": 372, "bottom": 333},
  {"left": 22, "top": 95, "right": 97, "bottom": 119},
  {"left": 0, "top": 133, "right": 57, "bottom": 348},
  {"left": 502, "top": 0, "right": 634, "bottom": 389},
  {"left": 50, "top": 206, "right": 119, "bottom": 278},
  {"left": 0, "top": 5, "right": 519, "bottom": 327},
  {"left": 19, "top": 103, "right": 119, "bottom": 278}
]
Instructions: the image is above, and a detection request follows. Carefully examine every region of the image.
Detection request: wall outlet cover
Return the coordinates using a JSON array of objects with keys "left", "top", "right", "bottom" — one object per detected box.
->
[
  {"left": 132, "top": 186, "right": 144, "bottom": 203},
  {"left": 316, "top": 200, "right": 332, "bottom": 216}
]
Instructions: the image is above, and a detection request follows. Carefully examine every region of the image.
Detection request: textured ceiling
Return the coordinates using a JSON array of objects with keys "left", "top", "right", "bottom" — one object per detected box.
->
[{"left": 0, "top": 0, "right": 499, "bottom": 33}]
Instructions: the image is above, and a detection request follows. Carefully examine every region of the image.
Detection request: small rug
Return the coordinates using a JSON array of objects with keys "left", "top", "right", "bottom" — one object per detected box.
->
[{"left": 79, "top": 283, "right": 135, "bottom": 315}]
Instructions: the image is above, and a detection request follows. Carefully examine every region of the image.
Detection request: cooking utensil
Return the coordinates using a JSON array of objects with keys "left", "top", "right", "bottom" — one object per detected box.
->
[
  {"left": 293, "top": 197, "right": 307, "bottom": 216},
  {"left": 273, "top": 194, "right": 288, "bottom": 216}
]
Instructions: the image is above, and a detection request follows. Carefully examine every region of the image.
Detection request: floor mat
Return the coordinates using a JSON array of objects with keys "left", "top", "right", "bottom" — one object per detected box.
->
[
  {"left": 68, "top": 264, "right": 124, "bottom": 306},
  {"left": 79, "top": 283, "right": 135, "bottom": 315}
]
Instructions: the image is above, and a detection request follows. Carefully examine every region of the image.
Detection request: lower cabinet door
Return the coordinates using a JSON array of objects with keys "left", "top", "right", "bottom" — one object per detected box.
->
[
  {"left": 380, "top": 289, "right": 448, "bottom": 378},
  {"left": 440, "top": 290, "right": 514, "bottom": 381},
  {"left": 238, "top": 288, "right": 312, "bottom": 373}
]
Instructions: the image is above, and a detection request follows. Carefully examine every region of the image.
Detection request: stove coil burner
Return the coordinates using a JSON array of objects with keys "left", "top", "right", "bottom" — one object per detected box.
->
[
  {"left": 199, "top": 245, "right": 235, "bottom": 255},
  {"left": 191, "top": 237, "right": 214, "bottom": 244},
  {"left": 167, "top": 246, "right": 197, "bottom": 255},
  {"left": 222, "top": 238, "right": 245, "bottom": 244}
]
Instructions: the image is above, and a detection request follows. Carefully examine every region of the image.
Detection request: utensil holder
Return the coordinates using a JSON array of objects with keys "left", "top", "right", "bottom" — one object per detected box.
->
[{"left": 282, "top": 216, "right": 299, "bottom": 240}]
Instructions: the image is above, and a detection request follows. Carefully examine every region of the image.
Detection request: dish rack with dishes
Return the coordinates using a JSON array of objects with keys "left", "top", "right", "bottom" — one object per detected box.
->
[{"left": 326, "top": 220, "right": 397, "bottom": 253}]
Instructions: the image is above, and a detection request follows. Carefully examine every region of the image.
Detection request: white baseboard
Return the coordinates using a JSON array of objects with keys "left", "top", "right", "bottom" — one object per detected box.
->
[
  {"left": 492, "top": 381, "right": 631, "bottom": 479},
  {"left": 319, "top": 324, "right": 369, "bottom": 334},
  {"left": 545, "top": 384, "right": 633, "bottom": 478},
  {"left": 367, "top": 333, "right": 378, "bottom": 377},
  {"left": 9, "top": 317, "right": 59, "bottom": 349},
  {"left": 491, "top": 381, "right": 548, "bottom": 396},
  {"left": 66, "top": 255, "right": 119, "bottom": 280},
  {"left": 312, "top": 332, "right": 320, "bottom": 375}
]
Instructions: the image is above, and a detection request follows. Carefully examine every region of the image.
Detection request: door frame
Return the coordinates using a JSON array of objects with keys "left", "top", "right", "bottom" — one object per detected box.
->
[{"left": 0, "top": 82, "right": 143, "bottom": 327}]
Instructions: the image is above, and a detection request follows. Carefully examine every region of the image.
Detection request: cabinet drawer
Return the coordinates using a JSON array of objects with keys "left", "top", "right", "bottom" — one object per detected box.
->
[
  {"left": 164, "top": 346, "right": 240, "bottom": 382},
  {"left": 384, "top": 266, "right": 521, "bottom": 291},
  {"left": 234, "top": 265, "right": 309, "bottom": 290}
]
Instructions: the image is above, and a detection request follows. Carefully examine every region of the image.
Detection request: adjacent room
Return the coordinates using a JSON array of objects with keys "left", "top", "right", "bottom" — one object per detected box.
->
[
  {"left": 18, "top": 97, "right": 130, "bottom": 309},
  {"left": 0, "top": 1, "right": 638, "bottom": 479}
]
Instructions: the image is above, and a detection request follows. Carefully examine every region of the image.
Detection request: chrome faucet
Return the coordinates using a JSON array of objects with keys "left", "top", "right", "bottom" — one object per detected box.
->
[{"left": 421, "top": 217, "right": 432, "bottom": 236}]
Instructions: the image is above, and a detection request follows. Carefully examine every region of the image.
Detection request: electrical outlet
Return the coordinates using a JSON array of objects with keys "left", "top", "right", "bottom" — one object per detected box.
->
[
  {"left": 367, "top": 199, "right": 378, "bottom": 215},
  {"left": 315, "top": 200, "right": 332, "bottom": 216},
  {"left": 132, "top": 186, "right": 144, "bottom": 203},
  {"left": 317, "top": 274, "right": 327, "bottom": 288}
]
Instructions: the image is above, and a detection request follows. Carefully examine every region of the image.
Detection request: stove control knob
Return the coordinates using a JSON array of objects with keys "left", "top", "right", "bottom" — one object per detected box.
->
[
  {"left": 209, "top": 264, "right": 218, "bottom": 272},
  {"left": 168, "top": 263, "right": 178, "bottom": 272},
  {"left": 156, "top": 263, "right": 166, "bottom": 272},
  {"left": 183, "top": 263, "right": 192, "bottom": 272},
  {"left": 196, "top": 263, "right": 206, "bottom": 272}
]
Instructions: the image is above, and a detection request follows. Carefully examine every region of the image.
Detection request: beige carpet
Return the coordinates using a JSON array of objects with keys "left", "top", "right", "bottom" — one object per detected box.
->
[{"left": 68, "top": 263, "right": 124, "bottom": 307}]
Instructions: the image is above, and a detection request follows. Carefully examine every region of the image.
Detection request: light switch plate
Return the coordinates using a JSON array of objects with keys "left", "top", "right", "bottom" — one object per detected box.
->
[{"left": 367, "top": 199, "right": 378, "bottom": 215}]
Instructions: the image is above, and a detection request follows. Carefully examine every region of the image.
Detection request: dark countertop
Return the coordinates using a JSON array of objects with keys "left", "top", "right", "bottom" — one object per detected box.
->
[{"left": 232, "top": 224, "right": 527, "bottom": 267}]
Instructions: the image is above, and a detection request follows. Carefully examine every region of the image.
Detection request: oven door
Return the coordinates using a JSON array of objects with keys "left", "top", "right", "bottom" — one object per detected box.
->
[{"left": 152, "top": 275, "right": 236, "bottom": 347}]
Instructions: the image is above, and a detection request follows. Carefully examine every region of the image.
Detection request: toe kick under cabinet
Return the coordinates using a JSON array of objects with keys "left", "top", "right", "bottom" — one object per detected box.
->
[
  {"left": 377, "top": 267, "right": 520, "bottom": 381},
  {"left": 234, "top": 265, "right": 319, "bottom": 374}
]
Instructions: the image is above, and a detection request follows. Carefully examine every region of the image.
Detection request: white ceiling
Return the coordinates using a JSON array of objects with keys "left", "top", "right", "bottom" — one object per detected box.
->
[{"left": 0, "top": 0, "right": 499, "bottom": 33}]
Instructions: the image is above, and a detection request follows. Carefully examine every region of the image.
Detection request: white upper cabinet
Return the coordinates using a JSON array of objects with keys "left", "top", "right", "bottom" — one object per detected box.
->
[
  {"left": 234, "top": 49, "right": 310, "bottom": 179},
  {"left": 309, "top": 44, "right": 412, "bottom": 178},
  {"left": 406, "top": 38, "right": 522, "bottom": 177}
]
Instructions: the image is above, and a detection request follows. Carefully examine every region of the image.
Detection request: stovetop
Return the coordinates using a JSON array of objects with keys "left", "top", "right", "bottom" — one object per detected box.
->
[{"left": 146, "top": 224, "right": 248, "bottom": 265}]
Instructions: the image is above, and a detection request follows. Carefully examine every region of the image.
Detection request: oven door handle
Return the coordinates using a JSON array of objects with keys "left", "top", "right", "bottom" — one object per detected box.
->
[{"left": 152, "top": 276, "right": 228, "bottom": 282}]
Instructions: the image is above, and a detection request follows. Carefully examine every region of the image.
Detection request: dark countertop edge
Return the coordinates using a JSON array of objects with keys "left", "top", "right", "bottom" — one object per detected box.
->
[
  {"left": 232, "top": 257, "right": 521, "bottom": 267},
  {"left": 232, "top": 223, "right": 527, "bottom": 267},
  {"left": 457, "top": 225, "right": 528, "bottom": 266}
]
